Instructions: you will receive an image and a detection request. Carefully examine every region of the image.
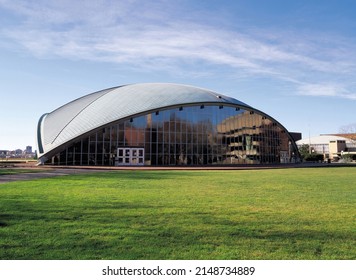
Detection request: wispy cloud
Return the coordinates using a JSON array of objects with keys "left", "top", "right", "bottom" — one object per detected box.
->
[
  {"left": 297, "top": 83, "right": 356, "bottom": 100},
  {"left": 1, "top": 0, "right": 356, "bottom": 100}
]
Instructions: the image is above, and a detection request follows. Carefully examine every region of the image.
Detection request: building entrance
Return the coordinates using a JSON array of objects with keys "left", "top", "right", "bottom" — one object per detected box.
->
[{"left": 116, "top": 148, "right": 144, "bottom": 166}]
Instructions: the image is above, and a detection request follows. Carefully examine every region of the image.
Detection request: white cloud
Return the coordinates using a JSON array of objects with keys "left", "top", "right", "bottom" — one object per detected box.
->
[
  {"left": 297, "top": 83, "right": 356, "bottom": 100},
  {"left": 1, "top": 0, "right": 356, "bottom": 100}
]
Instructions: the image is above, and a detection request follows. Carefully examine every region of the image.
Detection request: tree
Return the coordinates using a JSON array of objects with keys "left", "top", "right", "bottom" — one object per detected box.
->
[
  {"left": 339, "top": 123, "right": 356, "bottom": 134},
  {"left": 298, "top": 144, "right": 324, "bottom": 162},
  {"left": 339, "top": 123, "right": 356, "bottom": 142},
  {"left": 298, "top": 144, "right": 310, "bottom": 160}
]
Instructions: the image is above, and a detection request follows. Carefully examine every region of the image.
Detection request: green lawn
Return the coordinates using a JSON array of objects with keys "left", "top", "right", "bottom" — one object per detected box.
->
[
  {"left": 0, "top": 167, "right": 355, "bottom": 260},
  {"left": 0, "top": 169, "right": 43, "bottom": 175}
]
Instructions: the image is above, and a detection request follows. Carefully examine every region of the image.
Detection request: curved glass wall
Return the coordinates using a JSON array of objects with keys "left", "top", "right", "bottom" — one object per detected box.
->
[{"left": 47, "top": 105, "right": 299, "bottom": 166}]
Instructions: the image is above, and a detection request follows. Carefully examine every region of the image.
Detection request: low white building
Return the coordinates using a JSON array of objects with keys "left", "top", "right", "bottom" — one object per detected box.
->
[{"left": 296, "top": 134, "right": 356, "bottom": 161}]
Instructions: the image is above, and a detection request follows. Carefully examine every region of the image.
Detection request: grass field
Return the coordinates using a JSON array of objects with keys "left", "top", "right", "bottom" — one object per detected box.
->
[
  {"left": 0, "top": 169, "right": 43, "bottom": 176},
  {"left": 0, "top": 167, "right": 355, "bottom": 260}
]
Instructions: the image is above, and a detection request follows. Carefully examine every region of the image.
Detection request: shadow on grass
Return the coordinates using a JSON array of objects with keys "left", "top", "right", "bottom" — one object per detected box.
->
[
  {"left": 76, "top": 170, "right": 207, "bottom": 181},
  {"left": 0, "top": 214, "right": 12, "bottom": 227}
]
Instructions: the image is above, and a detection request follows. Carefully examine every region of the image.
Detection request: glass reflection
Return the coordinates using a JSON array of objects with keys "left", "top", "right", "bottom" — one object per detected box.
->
[{"left": 47, "top": 105, "right": 298, "bottom": 166}]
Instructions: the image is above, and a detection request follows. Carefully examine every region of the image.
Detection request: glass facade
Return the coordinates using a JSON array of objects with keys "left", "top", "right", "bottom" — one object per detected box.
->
[{"left": 47, "top": 104, "right": 298, "bottom": 166}]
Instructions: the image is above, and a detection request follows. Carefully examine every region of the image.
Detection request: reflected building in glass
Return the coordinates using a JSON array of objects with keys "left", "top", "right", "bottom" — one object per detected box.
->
[{"left": 37, "top": 83, "right": 299, "bottom": 166}]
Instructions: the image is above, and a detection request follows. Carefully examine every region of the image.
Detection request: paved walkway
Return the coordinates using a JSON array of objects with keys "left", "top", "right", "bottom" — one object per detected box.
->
[
  {"left": 0, "top": 169, "right": 104, "bottom": 184},
  {"left": 1, "top": 163, "right": 353, "bottom": 184},
  {"left": 0, "top": 164, "right": 292, "bottom": 184}
]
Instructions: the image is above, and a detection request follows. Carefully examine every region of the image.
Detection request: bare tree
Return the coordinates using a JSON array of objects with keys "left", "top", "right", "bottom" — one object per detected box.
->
[
  {"left": 338, "top": 123, "right": 356, "bottom": 156},
  {"left": 339, "top": 123, "right": 356, "bottom": 134}
]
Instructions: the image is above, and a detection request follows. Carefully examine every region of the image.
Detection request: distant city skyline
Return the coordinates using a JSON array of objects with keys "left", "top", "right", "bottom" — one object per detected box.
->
[
  {"left": 1, "top": 0, "right": 355, "bottom": 150},
  {"left": 0, "top": 146, "right": 33, "bottom": 151},
  {"left": 0, "top": 145, "right": 36, "bottom": 160}
]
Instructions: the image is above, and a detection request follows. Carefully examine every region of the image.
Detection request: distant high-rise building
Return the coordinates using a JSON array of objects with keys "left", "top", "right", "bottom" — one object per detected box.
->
[{"left": 26, "top": 146, "right": 32, "bottom": 154}]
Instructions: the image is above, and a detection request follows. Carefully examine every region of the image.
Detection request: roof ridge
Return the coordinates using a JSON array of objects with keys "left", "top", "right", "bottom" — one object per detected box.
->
[{"left": 50, "top": 87, "right": 116, "bottom": 145}]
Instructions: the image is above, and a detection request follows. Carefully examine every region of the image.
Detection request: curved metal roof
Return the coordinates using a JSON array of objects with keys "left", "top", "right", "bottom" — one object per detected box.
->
[{"left": 37, "top": 83, "right": 252, "bottom": 157}]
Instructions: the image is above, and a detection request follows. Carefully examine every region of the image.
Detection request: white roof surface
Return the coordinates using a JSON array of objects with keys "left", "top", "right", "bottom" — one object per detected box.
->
[
  {"left": 296, "top": 135, "right": 353, "bottom": 145},
  {"left": 38, "top": 83, "right": 251, "bottom": 157}
]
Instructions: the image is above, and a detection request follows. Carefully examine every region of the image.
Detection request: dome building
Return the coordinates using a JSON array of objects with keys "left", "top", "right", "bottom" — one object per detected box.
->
[{"left": 37, "top": 83, "right": 299, "bottom": 166}]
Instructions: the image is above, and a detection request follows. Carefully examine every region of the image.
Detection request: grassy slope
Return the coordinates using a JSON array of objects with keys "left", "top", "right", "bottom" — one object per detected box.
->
[{"left": 0, "top": 168, "right": 355, "bottom": 260}]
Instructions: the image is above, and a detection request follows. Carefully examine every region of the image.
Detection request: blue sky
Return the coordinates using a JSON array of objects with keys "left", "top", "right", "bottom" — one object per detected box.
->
[{"left": 1, "top": 0, "right": 356, "bottom": 150}]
